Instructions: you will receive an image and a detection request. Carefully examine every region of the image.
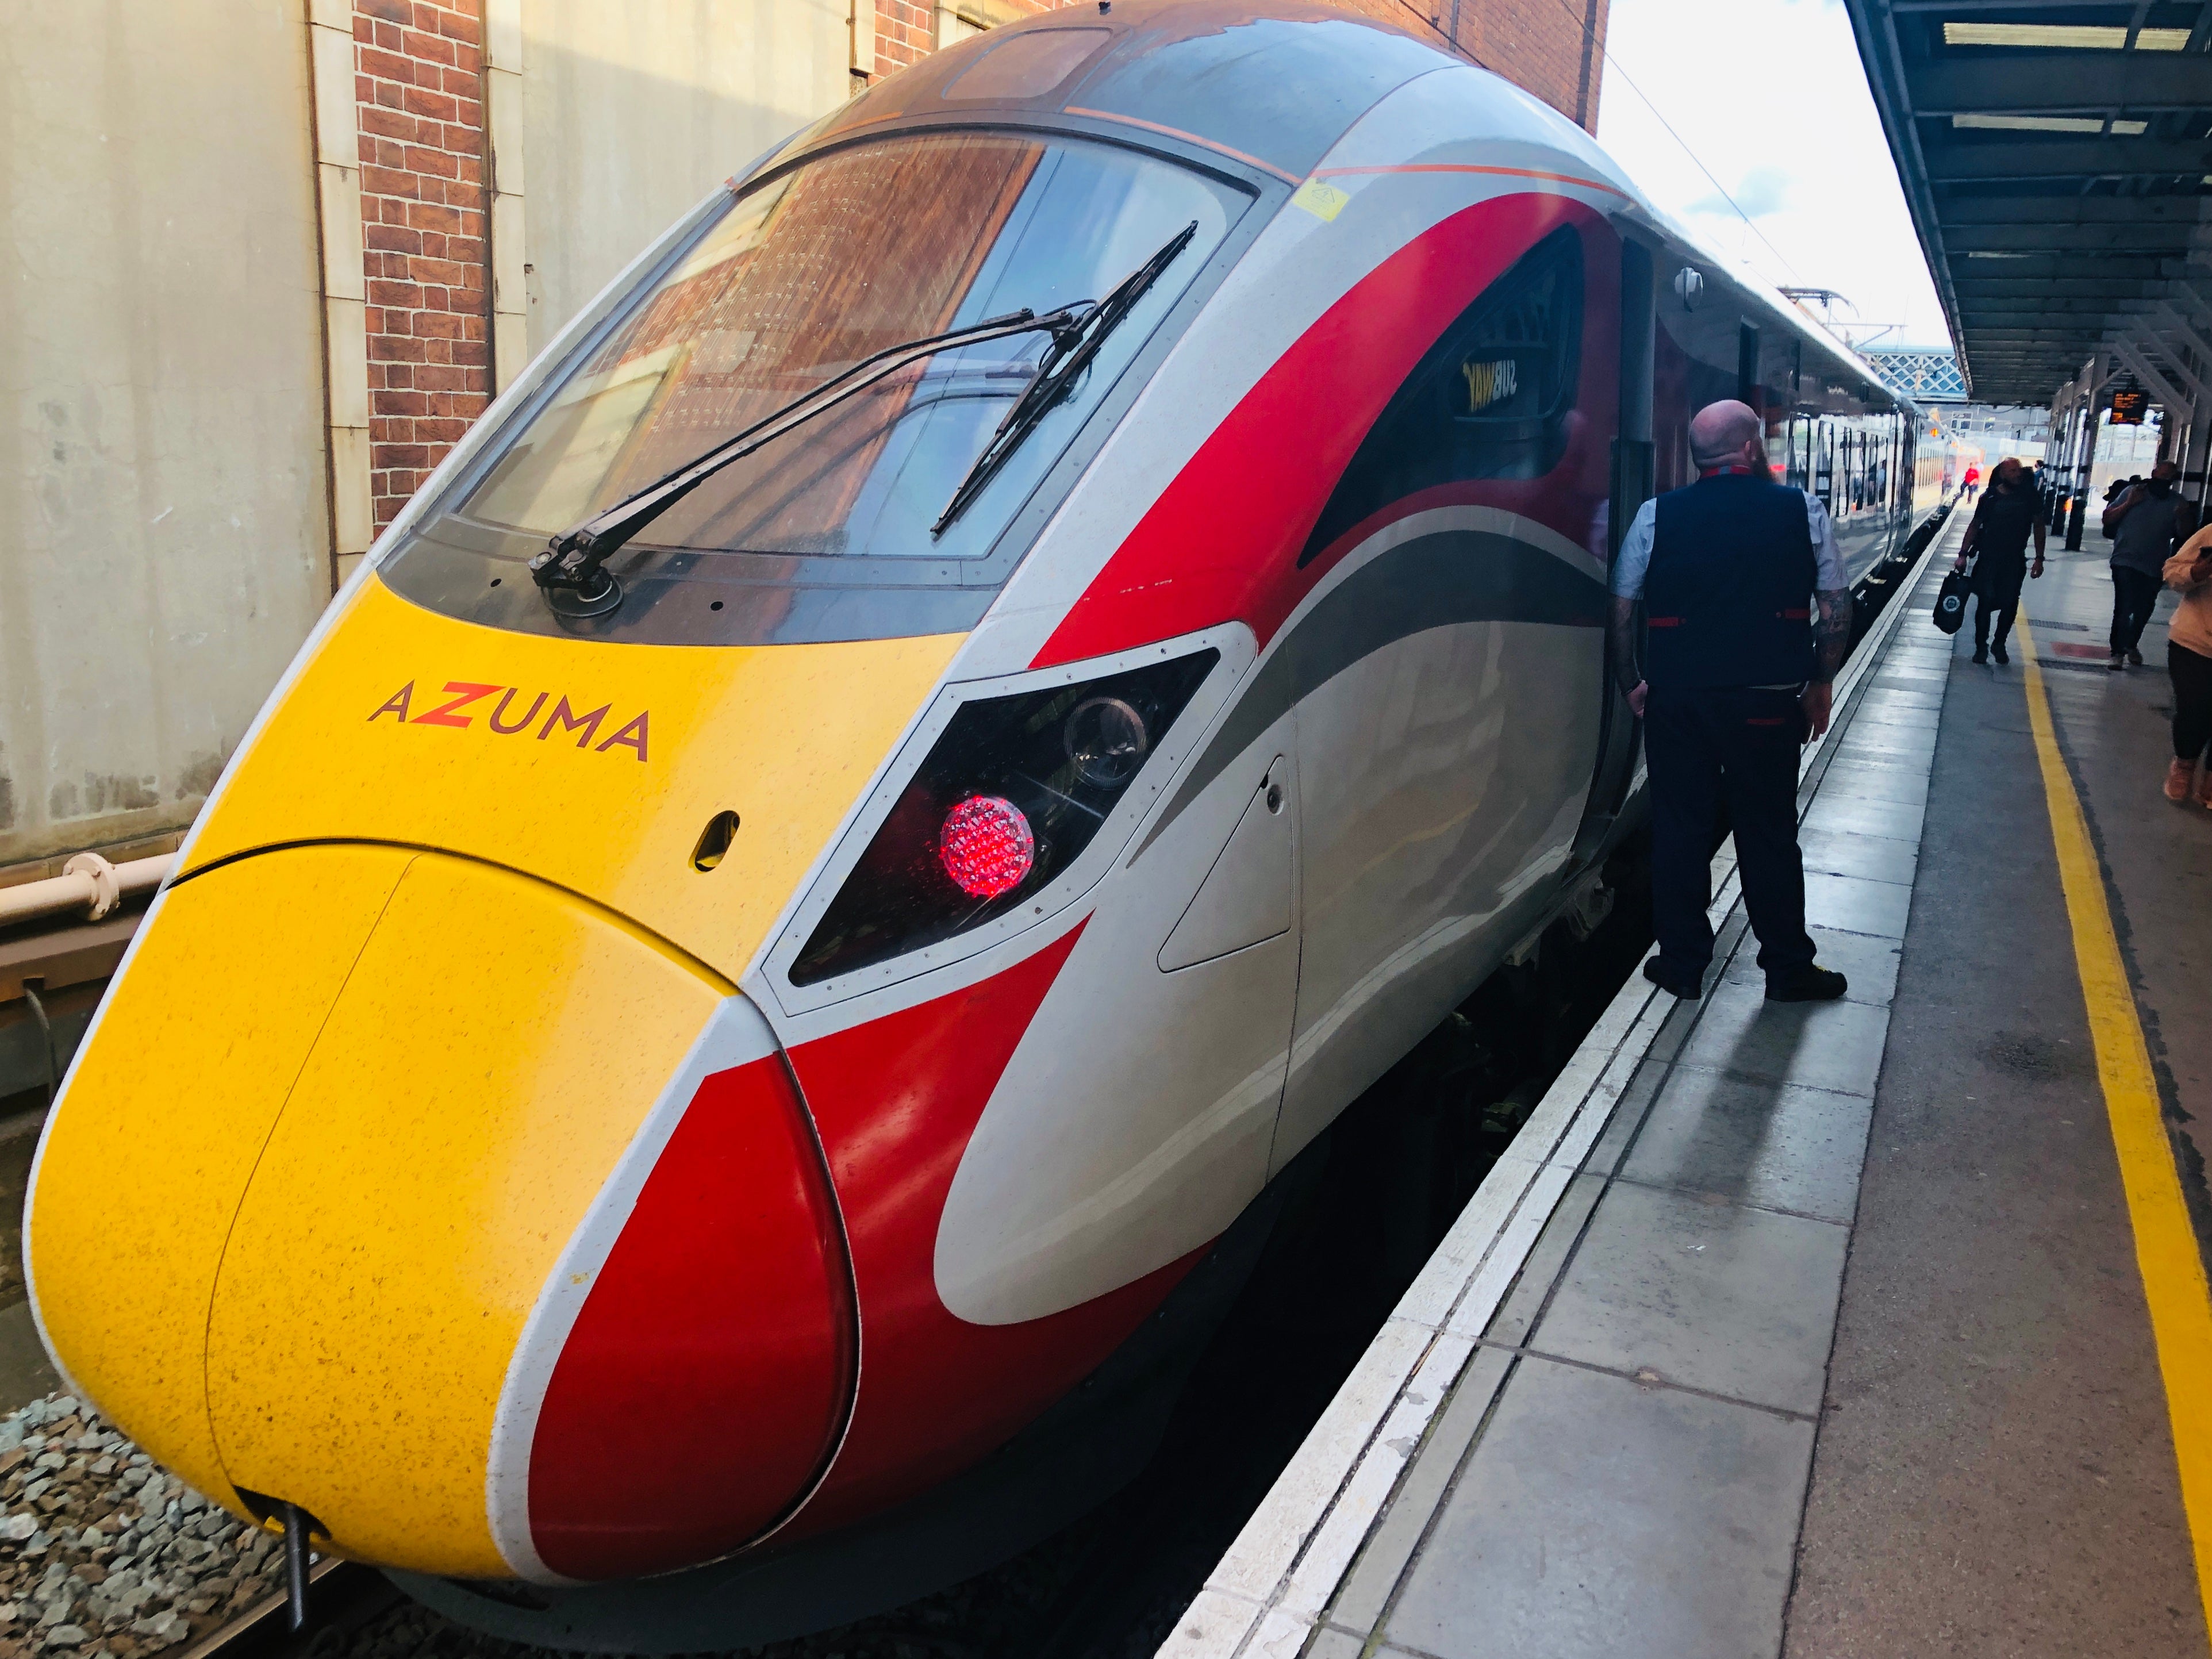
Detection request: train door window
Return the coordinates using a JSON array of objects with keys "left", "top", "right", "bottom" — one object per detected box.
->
[
  {"left": 1813, "top": 421, "right": 1834, "bottom": 508},
  {"left": 1737, "top": 323, "right": 1761, "bottom": 408},
  {"left": 1301, "top": 225, "right": 1583, "bottom": 562}
]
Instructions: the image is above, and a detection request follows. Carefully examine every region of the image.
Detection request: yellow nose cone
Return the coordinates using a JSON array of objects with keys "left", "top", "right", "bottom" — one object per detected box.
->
[{"left": 29, "top": 846, "right": 730, "bottom": 1577}]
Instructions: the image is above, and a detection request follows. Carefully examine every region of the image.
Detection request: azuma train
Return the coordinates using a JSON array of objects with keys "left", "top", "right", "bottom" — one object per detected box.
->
[{"left": 25, "top": 2, "right": 1953, "bottom": 1647}]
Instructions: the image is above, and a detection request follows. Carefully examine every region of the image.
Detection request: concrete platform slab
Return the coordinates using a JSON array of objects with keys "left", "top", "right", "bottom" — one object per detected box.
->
[
  {"left": 1797, "top": 792, "right": 1923, "bottom": 844},
  {"left": 1675, "top": 980, "right": 1890, "bottom": 1099},
  {"left": 1802, "top": 870, "right": 1913, "bottom": 939},
  {"left": 1619, "top": 1067, "right": 1874, "bottom": 1224},
  {"left": 1532, "top": 1179, "right": 1848, "bottom": 1412},
  {"left": 1798, "top": 824, "right": 1918, "bottom": 886},
  {"left": 1382, "top": 1358, "right": 1813, "bottom": 1659}
]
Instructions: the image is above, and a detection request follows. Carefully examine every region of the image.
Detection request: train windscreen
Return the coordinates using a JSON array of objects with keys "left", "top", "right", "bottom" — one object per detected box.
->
[{"left": 458, "top": 132, "right": 1227, "bottom": 565}]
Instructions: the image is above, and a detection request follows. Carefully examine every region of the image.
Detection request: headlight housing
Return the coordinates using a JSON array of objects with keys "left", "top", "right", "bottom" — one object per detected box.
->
[{"left": 789, "top": 648, "right": 1218, "bottom": 985}]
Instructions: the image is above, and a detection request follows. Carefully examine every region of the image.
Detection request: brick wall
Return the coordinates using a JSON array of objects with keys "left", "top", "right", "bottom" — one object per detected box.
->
[
  {"left": 864, "top": 0, "right": 1606, "bottom": 132},
  {"left": 354, "top": 0, "right": 493, "bottom": 531}
]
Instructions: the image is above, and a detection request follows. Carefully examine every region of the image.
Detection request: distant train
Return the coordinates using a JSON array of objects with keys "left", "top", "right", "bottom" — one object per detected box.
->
[{"left": 28, "top": 2, "right": 1954, "bottom": 1649}]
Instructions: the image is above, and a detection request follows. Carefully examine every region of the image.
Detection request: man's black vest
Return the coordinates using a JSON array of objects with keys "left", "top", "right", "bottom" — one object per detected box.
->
[{"left": 1643, "top": 474, "right": 1817, "bottom": 689}]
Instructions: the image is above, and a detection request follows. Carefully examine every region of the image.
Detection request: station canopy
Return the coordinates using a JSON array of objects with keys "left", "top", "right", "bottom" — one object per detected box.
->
[{"left": 1842, "top": 1, "right": 2212, "bottom": 404}]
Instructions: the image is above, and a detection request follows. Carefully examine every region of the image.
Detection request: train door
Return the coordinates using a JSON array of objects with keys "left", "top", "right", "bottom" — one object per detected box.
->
[
  {"left": 1269, "top": 218, "right": 1615, "bottom": 1172},
  {"left": 1566, "top": 236, "right": 1653, "bottom": 873}
]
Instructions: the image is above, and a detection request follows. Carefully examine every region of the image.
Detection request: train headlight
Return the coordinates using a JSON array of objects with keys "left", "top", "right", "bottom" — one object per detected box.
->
[
  {"left": 790, "top": 648, "right": 1216, "bottom": 985},
  {"left": 1064, "top": 696, "right": 1149, "bottom": 788}
]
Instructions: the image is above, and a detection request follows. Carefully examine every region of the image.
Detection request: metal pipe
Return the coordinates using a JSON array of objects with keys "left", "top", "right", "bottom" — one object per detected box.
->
[{"left": 0, "top": 853, "right": 172, "bottom": 930}]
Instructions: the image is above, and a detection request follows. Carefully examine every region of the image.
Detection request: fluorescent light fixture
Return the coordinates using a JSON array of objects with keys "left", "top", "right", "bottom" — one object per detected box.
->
[
  {"left": 1952, "top": 113, "right": 2106, "bottom": 133},
  {"left": 2111, "top": 119, "right": 2149, "bottom": 134},
  {"left": 1943, "top": 23, "right": 2190, "bottom": 49},
  {"left": 1966, "top": 251, "right": 2033, "bottom": 258}
]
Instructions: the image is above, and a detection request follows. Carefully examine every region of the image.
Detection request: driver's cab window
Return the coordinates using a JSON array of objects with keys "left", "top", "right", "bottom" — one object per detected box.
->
[{"left": 1302, "top": 226, "right": 1584, "bottom": 563}]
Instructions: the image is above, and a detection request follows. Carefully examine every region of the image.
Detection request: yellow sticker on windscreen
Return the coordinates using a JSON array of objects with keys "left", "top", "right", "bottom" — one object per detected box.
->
[{"left": 1292, "top": 179, "right": 1349, "bottom": 222}]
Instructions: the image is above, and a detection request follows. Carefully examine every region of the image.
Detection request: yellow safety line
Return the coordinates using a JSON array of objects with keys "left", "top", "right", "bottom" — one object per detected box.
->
[{"left": 2018, "top": 618, "right": 2212, "bottom": 1633}]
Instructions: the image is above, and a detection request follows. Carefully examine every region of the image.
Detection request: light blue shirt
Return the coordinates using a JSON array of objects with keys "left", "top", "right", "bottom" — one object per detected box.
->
[{"left": 1610, "top": 490, "right": 1849, "bottom": 600}]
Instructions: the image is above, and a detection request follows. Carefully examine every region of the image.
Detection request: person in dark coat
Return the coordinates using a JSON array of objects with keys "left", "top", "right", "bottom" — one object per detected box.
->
[
  {"left": 1610, "top": 400, "right": 1852, "bottom": 1004},
  {"left": 2104, "top": 460, "right": 2184, "bottom": 668},
  {"left": 1952, "top": 456, "right": 2045, "bottom": 665}
]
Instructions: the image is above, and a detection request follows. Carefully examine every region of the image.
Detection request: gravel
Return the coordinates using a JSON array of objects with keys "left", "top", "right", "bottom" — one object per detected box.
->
[{"left": 0, "top": 1392, "right": 288, "bottom": 1659}]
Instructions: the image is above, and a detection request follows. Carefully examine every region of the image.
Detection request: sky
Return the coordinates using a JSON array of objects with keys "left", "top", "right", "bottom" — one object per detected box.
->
[{"left": 1593, "top": 0, "right": 1954, "bottom": 351}]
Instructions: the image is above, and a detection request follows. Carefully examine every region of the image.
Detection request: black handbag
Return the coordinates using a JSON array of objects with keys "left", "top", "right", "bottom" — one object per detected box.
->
[{"left": 1933, "top": 566, "right": 1970, "bottom": 635}]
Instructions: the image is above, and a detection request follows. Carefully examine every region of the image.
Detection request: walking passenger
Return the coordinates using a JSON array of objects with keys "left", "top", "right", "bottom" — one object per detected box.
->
[
  {"left": 2164, "top": 522, "right": 2212, "bottom": 807},
  {"left": 1610, "top": 400, "right": 1853, "bottom": 1003},
  {"left": 2104, "top": 460, "right": 2184, "bottom": 669},
  {"left": 1953, "top": 456, "right": 2045, "bottom": 664},
  {"left": 1962, "top": 462, "right": 1980, "bottom": 501}
]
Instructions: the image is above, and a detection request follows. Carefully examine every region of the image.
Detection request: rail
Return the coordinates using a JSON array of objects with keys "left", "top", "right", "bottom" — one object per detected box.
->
[{"left": 171, "top": 1561, "right": 393, "bottom": 1659}]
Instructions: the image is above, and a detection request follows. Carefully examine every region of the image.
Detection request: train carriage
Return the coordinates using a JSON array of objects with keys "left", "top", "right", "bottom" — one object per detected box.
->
[{"left": 25, "top": 3, "right": 1945, "bottom": 1648}]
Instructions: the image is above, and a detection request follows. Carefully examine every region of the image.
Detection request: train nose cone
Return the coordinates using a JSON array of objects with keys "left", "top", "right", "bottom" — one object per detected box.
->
[{"left": 29, "top": 844, "right": 851, "bottom": 1581}]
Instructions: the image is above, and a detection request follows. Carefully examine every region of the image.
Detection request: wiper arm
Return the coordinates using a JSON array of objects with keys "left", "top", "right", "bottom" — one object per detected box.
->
[
  {"left": 531, "top": 306, "right": 1089, "bottom": 612},
  {"left": 932, "top": 221, "right": 1200, "bottom": 539}
]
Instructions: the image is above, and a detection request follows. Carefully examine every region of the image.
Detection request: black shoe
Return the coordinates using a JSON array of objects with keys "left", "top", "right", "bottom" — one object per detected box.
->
[
  {"left": 1992, "top": 643, "right": 2009, "bottom": 665},
  {"left": 1766, "top": 965, "right": 1849, "bottom": 1003},
  {"left": 1643, "top": 957, "right": 1704, "bottom": 999},
  {"left": 2129, "top": 649, "right": 2144, "bottom": 666},
  {"left": 1971, "top": 644, "right": 1988, "bottom": 663}
]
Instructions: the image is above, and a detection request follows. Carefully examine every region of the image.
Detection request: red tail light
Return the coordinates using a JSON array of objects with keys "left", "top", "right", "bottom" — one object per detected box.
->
[{"left": 939, "top": 796, "right": 1034, "bottom": 899}]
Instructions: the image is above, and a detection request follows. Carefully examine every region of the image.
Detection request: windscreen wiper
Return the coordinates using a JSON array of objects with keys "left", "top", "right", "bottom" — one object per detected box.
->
[
  {"left": 932, "top": 221, "right": 1200, "bottom": 539},
  {"left": 531, "top": 306, "right": 1090, "bottom": 613}
]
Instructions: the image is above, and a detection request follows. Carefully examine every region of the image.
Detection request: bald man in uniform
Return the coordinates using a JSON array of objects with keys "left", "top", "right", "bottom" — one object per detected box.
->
[{"left": 1608, "top": 400, "right": 1853, "bottom": 1002}]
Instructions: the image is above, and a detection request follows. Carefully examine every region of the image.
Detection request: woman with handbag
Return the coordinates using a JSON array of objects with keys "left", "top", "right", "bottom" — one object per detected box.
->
[{"left": 1953, "top": 456, "right": 2046, "bottom": 663}]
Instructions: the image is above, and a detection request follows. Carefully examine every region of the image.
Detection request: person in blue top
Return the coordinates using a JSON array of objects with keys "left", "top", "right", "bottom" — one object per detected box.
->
[{"left": 1608, "top": 400, "right": 1854, "bottom": 1003}]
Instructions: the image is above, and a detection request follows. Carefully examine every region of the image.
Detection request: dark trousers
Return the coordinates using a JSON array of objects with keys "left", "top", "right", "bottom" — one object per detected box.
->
[
  {"left": 1645, "top": 685, "right": 1818, "bottom": 978},
  {"left": 2111, "top": 566, "right": 2161, "bottom": 655},
  {"left": 1972, "top": 592, "right": 2018, "bottom": 649},
  {"left": 2172, "top": 643, "right": 2212, "bottom": 762}
]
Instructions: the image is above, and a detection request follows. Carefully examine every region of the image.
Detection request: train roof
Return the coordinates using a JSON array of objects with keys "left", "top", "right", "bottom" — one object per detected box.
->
[
  {"left": 767, "top": 0, "right": 1906, "bottom": 419},
  {"left": 798, "top": 2, "right": 1454, "bottom": 186}
]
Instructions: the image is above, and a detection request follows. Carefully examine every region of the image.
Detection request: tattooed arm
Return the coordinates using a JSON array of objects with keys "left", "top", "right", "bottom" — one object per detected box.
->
[
  {"left": 1610, "top": 596, "right": 1645, "bottom": 715},
  {"left": 1801, "top": 586, "right": 1853, "bottom": 739},
  {"left": 1812, "top": 586, "right": 1852, "bottom": 683}
]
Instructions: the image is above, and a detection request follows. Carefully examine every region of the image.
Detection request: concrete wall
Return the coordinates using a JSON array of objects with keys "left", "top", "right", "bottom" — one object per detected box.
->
[
  {"left": 519, "top": 0, "right": 852, "bottom": 352},
  {"left": 0, "top": 0, "right": 333, "bottom": 869}
]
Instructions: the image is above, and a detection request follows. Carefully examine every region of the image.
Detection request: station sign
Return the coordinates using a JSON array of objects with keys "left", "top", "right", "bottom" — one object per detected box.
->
[{"left": 2110, "top": 387, "right": 2150, "bottom": 425}]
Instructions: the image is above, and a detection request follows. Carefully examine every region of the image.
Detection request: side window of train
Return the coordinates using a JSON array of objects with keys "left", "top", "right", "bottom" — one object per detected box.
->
[{"left": 1300, "top": 225, "right": 1584, "bottom": 565}]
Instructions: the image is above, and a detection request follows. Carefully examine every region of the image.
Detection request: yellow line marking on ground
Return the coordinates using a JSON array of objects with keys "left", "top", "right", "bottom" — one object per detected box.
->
[{"left": 2018, "top": 618, "right": 2212, "bottom": 1633}]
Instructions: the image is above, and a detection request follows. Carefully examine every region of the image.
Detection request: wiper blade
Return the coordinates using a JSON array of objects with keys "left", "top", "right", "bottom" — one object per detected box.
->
[
  {"left": 932, "top": 221, "right": 1200, "bottom": 539},
  {"left": 531, "top": 306, "right": 1089, "bottom": 613}
]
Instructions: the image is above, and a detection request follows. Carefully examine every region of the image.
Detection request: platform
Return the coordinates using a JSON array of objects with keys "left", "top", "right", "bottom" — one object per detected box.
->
[{"left": 1162, "top": 517, "right": 2212, "bottom": 1658}]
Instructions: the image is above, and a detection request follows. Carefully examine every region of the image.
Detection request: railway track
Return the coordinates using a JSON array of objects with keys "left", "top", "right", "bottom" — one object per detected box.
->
[{"left": 170, "top": 1561, "right": 395, "bottom": 1659}]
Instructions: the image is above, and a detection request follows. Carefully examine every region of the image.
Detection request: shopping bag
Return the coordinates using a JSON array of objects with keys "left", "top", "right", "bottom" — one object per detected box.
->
[{"left": 1933, "top": 567, "right": 1969, "bottom": 635}]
